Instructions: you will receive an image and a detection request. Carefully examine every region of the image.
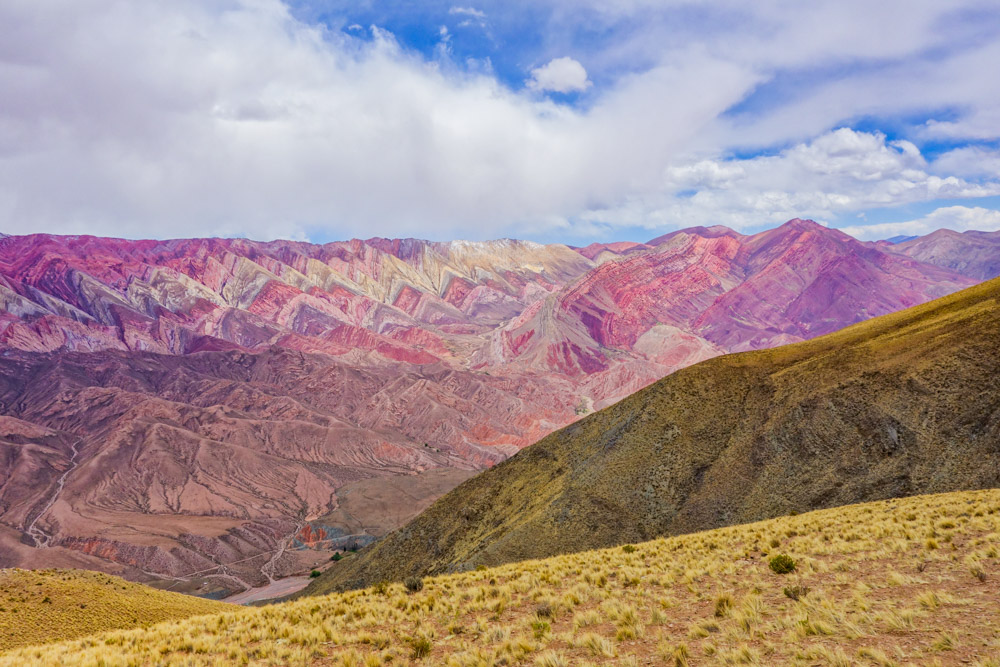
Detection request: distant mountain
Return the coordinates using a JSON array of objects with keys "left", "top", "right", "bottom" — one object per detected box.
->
[
  {"left": 0, "top": 220, "right": 991, "bottom": 592},
  {"left": 309, "top": 277, "right": 1000, "bottom": 593},
  {"left": 885, "top": 234, "right": 918, "bottom": 244},
  {"left": 886, "top": 228, "right": 1000, "bottom": 281}
]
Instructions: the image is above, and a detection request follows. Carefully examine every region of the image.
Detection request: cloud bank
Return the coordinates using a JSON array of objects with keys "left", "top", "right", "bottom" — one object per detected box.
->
[
  {"left": 840, "top": 206, "right": 1000, "bottom": 241},
  {"left": 0, "top": 1, "right": 997, "bottom": 242}
]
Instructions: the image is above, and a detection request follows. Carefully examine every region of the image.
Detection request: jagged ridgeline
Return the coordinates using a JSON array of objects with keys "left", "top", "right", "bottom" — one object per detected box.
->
[{"left": 308, "top": 276, "right": 1000, "bottom": 594}]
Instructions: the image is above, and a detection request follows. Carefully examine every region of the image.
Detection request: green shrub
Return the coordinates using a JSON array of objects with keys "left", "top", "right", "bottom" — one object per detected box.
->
[
  {"left": 331, "top": 552, "right": 342, "bottom": 562},
  {"left": 621, "top": 544, "right": 637, "bottom": 553},
  {"left": 404, "top": 576, "right": 424, "bottom": 593},
  {"left": 309, "top": 570, "right": 321, "bottom": 579},
  {"left": 769, "top": 554, "right": 796, "bottom": 574}
]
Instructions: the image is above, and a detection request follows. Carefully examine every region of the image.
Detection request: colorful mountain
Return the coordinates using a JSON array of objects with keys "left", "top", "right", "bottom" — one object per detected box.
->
[
  {"left": 0, "top": 220, "right": 990, "bottom": 593},
  {"left": 310, "top": 276, "right": 1000, "bottom": 593},
  {"left": 885, "top": 228, "right": 1000, "bottom": 281}
]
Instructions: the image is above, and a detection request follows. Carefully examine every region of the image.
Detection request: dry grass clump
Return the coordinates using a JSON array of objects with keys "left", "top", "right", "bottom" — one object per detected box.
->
[{"left": 3, "top": 488, "right": 1000, "bottom": 665}]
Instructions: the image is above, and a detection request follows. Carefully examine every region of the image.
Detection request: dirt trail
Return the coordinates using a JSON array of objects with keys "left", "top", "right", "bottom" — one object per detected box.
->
[
  {"left": 260, "top": 521, "right": 303, "bottom": 583},
  {"left": 26, "top": 438, "right": 82, "bottom": 548}
]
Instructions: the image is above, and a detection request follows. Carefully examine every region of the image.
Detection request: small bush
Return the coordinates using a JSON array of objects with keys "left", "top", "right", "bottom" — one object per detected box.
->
[
  {"left": 535, "top": 601, "right": 554, "bottom": 618},
  {"left": 309, "top": 570, "right": 321, "bottom": 579},
  {"left": 622, "top": 544, "right": 637, "bottom": 553},
  {"left": 769, "top": 554, "right": 796, "bottom": 574},
  {"left": 404, "top": 576, "right": 424, "bottom": 593},
  {"left": 331, "top": 553, "right": 342, "bottom": 562},
  {"left": 783, "top": 585, "right": 810, "bottom": 601}
]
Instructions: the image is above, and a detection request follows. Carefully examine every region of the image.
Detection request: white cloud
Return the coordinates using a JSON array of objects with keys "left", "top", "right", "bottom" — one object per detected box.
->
[
  {"left": 930, "top": 146, "right": 1000, "bottom": 181},
  {"left": 581, "top": 129, "right": 1000, "bottom": 231},
  {"left": 0, "top": 1, "right": 754, "bottom": 241},
  {"left": 449, "top": 6, "right": 487, "bottom": 28},
  {"left": 526, "top": 57, "right": 591, "bottom": 93},
  {"left": 0, "top": 1, "right": 997, "bottom": 242},
  {"left": 839, "top": 206, "right": 1000, "bottom": 241},
  {"left": 449, "top": 7, "right": 487, "bottom": 19}
]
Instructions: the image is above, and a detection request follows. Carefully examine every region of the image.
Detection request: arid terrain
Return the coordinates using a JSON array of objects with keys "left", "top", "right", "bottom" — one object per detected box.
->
[
  {"left": 0, "top": 222, "right": 995, "bottom": 593},
  {"left": 312, "top": 275, "right": 1000, "bottom": 593},
  {"left": 2, "top": 489, "right": 998, "bottom": 665}
]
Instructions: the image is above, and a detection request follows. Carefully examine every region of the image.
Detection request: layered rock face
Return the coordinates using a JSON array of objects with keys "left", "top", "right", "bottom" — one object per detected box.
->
[{"left": 0, "top": 220, "right": 988, "bottom": 590}]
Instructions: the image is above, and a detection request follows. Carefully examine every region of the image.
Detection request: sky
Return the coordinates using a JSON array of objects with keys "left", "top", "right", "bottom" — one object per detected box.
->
[{"left": 1, "top": 1, "right": 999, "bottom": 245}]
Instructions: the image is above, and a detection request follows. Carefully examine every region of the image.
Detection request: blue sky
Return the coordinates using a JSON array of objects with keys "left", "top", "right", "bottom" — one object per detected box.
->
[{"left": 1, "top": 1, "right": 999, "bottom": 244}]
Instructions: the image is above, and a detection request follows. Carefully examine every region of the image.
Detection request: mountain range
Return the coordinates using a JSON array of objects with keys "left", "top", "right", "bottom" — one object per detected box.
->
[
  {"left": 309, "top": 274, "right": 1000, "bottom": 594},
  {"left": 0, "top": 220, "right": 996, "bottom": 594}
]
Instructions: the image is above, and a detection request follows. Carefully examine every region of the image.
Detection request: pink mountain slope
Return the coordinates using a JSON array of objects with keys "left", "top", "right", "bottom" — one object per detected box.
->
[
  {"left": 883, "top": 228, "right": 1000, "bottom": 281},
  {"left": 0, "top": 220, "right": 987, "bottom": 592}
]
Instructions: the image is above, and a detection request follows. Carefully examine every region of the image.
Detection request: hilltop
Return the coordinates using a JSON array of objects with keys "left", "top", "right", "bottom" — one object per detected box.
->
[
  {"left": 0, "top": 569, "right": 226, "bottom": 652},
  {"left": 1, "top": 489, "right": 998, "bottom": 664},
  {"left": 311, "top": 276, "right": 1000, "bottom": 593}
]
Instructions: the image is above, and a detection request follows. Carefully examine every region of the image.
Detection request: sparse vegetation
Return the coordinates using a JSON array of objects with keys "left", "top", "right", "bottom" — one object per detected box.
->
[
  {"left": 2, "top": 489, "right": 1000, "bottom": 664},
  {"left": 0, "top": 569, "right": 225, "bottom": 652}
]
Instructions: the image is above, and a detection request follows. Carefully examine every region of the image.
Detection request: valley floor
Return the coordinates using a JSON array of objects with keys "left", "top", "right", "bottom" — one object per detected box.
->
[
  {"left": 222, "top": 575, "right": 313, "bottom": 605},
  {"left": 1, "top": 488, "right": 998, "bottom": 665}
]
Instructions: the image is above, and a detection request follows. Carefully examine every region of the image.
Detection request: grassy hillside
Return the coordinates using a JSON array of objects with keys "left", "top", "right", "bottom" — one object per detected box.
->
[
  {"left": 312, "top": 277, "right": 1000, "bottom": 593},
  {"left": 0, "top": 569, "right": 227, "bottom": 652},
  {"left": 1, "top": 489, "right": 999, "bottom": 665}
]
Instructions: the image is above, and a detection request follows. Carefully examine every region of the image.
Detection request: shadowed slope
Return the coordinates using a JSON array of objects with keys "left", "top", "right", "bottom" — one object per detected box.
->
[{"left": 310, "top": 276, "right": 1000, "bottom": 593}]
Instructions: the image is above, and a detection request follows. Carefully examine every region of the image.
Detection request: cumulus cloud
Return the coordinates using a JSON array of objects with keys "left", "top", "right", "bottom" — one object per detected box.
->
[
  {"left": 526, "top": 57, "right": 591, "bottom": 94},
  {"left": 581, "top": 129, "right": 1000, "bottom": 231},
  {"left": 839, "top": 206, "right": 1000, "bottom": 241},
  {"left": 0, "top": 1, "right": 755, "bottom": 241},
  {"left": 0, "top": 1, "right": 997, "bottom": 242}
]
